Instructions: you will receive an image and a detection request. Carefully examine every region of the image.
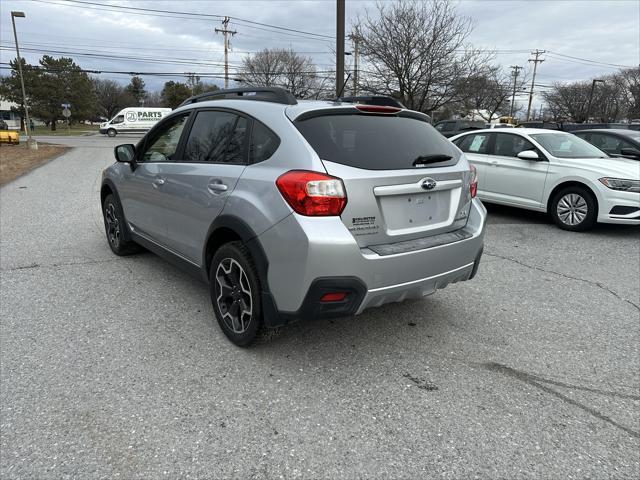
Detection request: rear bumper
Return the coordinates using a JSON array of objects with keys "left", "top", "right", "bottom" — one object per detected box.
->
[
  {"left": 258, "top": 198, "right": 486, "bottom": 322},
  {"left": 356, "top": 252, "right": 480, "bottom": 314}
]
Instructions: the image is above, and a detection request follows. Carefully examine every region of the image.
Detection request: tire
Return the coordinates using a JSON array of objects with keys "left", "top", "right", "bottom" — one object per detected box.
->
[
  {"left": 107, "top": 128, "right": 117, "bottom": 137},
  {"left": 209, "top": 242, "right": 264, "bottom": 347},
  {"left": 549, "top": 185, "right": 597, "bottom": 231},
  {"left": 102, "top": 194, "right": 141, "bottom": 255}
]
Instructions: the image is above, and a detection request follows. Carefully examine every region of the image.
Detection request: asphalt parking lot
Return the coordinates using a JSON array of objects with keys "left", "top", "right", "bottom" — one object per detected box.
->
[{"left": 1, "top": 135, "right": 639, "bottom": 479}]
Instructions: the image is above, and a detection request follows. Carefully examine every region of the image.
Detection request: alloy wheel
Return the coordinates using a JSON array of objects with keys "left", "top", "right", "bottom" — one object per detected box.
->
[
  {"left": 215, "top": 258, "right": 253, "bottom": 334},
  {"left": 556, "top": 193, "right": 588, "bottom": 226},
  {"left": 105, "top": 202, "right": 121, "bottom": 247}
]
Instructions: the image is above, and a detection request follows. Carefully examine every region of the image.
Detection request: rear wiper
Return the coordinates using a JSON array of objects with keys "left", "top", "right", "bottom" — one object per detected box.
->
[{"left": 412, "top": 154, "right": 452, "bottom": 166}]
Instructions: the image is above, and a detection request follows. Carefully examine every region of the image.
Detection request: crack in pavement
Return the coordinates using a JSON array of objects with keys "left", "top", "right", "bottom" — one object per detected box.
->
[
  {"left": 485, "top": 251, "right": 640, "bottom": 312},
  {"left": 483, "top": 362, "right": 640, "bottom": 439},
  {"left": 1, "top": 257, "right": 126, "bottom": 273}
]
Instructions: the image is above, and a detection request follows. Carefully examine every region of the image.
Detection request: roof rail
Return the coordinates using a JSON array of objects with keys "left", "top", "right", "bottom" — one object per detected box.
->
[
  {"left": 178, "top": 87, "right": 298, "bottom": 107},
  {"left": 338, "top": 95, "right": 405, "bottom": 109}
]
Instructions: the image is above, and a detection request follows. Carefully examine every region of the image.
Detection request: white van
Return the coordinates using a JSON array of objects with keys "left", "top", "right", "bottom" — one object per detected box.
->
[{"left": 99, "top": 107, "right": 172, "bottom": 137}]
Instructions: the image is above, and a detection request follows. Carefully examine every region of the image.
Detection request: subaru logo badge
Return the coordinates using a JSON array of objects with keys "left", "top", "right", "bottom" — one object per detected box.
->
[{"left": 421, "top": 178, "right": 437, "bottom": 190}]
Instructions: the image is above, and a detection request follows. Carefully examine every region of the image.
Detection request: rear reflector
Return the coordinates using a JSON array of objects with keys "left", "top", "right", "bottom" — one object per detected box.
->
[
  {"left": 355, "top": 105, "right": 401, "bottom": 114},
  {"left": 320, "top": 292, "right": 348, "bottom": 302},
  {"left": 469, "top": 164, "right": 478, "bottom": 198},
  {"left": 276, "top": 170, "right": 347, "bottom": 216}
]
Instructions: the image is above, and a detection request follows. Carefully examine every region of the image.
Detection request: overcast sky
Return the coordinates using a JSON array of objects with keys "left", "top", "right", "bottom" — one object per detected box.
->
[{"left": 1, "top": 0, "right": 638, "bottom": 110}]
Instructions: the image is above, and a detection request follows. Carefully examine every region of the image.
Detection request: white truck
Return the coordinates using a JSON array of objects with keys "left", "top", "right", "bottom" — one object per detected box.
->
[{"left": 99, "top": 107, "right": 172, "bottom": 137}]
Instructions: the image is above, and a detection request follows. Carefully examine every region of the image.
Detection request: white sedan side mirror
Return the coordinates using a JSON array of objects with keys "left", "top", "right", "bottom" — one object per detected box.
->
[{"left": 517, "top": 150, "right": 540, "bottom": 160}]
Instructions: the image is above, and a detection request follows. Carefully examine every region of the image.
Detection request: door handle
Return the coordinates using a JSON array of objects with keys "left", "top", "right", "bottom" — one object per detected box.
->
[
  {"left": 207, "top": 180, "right": 228, "bottom": 193},
  {"left": 490, "top": 160, "right": 499, "bottom": 166},
  {"left": 152, "top": 177, "right": 166, "bottom": 188}
]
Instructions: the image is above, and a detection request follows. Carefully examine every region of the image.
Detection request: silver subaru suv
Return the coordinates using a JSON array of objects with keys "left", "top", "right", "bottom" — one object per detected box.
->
[{"left": 101, "top": 87, "right": 486, "bottom": 346}]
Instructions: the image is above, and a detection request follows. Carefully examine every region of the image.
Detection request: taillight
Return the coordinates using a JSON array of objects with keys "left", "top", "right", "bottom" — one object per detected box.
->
[
  {"left": 276, "top": 170, "right": 347, "bottom": 216},
  {"left": 469, "top": 165, "right": 478, "bottom": 198}
]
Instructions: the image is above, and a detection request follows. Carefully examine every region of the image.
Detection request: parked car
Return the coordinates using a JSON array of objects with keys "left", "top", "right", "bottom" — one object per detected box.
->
[
  {"left": 562, "top": 123, "right": 631, "bottom": 132},
  {"left": 450, "top": 128, "right": 640, "bottom": 231},
  {"left": 433, "top": 119, "right": 485, "bottom": 138},
  {"left": 572, "top": 129, "right": 640, "bottom": 160},
  {"left": 101, "top": 87, "right": 486, "bottom": 346},
  {"left": 484, "top": 123, "right": 514, "bottom": 129},
  {"left": 515, "top": 121, "right": 561, "bottom": 130}
]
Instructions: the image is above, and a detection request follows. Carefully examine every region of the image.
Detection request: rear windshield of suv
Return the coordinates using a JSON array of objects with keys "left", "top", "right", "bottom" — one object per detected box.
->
[{"left": 295, "top": 113, "right": 460, "bottom": 170}]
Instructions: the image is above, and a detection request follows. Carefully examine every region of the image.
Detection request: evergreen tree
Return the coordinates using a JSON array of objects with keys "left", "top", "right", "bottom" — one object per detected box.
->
[{"left": 125, "top": 76, "right": 147, "bottom": 106}]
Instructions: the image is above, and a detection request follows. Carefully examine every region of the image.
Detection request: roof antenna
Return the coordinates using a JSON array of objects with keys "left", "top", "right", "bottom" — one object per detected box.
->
[{"left": 336, "top": 73, "right": 351, "bottom": 99}]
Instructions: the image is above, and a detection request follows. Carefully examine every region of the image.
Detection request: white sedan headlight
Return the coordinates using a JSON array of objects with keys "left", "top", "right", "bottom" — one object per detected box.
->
[{"left": 598, "top": 177, "right": 640, "bottom": 193}]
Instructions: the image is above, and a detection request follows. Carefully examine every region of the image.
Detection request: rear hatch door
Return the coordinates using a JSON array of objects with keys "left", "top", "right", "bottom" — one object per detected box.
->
[{"left": 294, "top": 107, "right": 474, "bottom": 247}]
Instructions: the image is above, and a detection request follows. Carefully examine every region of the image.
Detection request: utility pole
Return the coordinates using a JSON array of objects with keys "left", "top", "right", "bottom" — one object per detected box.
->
[
  {"left": 585, "top": 79, "right": 604, "bottom": 123},
  {"left": 215, "top": 17, "right": 236, "bottom": 89},
  {"left": 348, "top": 32, "right": 361, "bottom": 96},
  {"left": 336, "top": 0, "right": 345, "bottom": 97},
  {"left": 526, "top": 49, "right": 545, "bottom": 121},
  {"left": 509, "top": 65, "right": 523, "bottom": 119}
]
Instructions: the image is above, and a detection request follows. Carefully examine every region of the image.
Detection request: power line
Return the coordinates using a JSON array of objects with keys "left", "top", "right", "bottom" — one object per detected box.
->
[
  {"left": 546, "top": 51, "right": 634, "bottom": 69},
  {"left": 29, "top": 0, "right": 334, "bottom": 43},
  {"left": 61, "top": 0, "right": 334, "bottom": 38},
  {"left": 0, "top": 45, "right": 232, "bottom": 68},
  {"left": 0, "top": 62, "right": 337, "bottom": 77}
]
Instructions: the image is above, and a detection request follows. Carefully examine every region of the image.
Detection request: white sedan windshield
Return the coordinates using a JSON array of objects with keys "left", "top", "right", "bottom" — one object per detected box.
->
[{"left": 531, "top": 133, "right": 608, "bottom": 158}]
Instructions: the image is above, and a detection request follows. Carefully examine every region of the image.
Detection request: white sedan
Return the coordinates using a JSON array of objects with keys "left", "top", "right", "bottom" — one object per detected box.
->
[{"left": 450, "top": 128, "right": 640, "bottom": 231}]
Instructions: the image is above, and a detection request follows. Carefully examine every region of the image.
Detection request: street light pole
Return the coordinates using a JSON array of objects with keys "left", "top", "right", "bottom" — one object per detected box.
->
[
  {"left": 11, "top": 11, "right": 32, "bottom": 142},
  {"left": 585, "top": 79, "right": 604, "bottom": 123}
]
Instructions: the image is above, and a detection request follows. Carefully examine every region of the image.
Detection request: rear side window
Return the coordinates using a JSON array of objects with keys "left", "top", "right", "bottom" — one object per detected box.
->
[
  {"left": 458, "top": 133, "right": 491, "bottom": 154},
  {"left": 184, "top": 110, "right": 247, "bottom": 164},
  {"left": 250, "top": 121, "right": 280, "bottom": 163},
  {"left": 295, "top": 114, "right": 460, "bottom": 170}
]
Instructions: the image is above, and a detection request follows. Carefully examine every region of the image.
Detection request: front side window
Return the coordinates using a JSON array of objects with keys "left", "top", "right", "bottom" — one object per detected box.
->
[
  {"left": 530, "top": 132, "right": 608, "bottom": 158},
  {"left": 458, "top": 133, "right": 491, "bottom": 154},
  {"left": 184, "top": 111, "right": 247, "bottom": 164},
  {"left": 494, "top": 133, "right": 536, "bottom": 158},
  {"left": 141, "top": 114, "right": 189, "bottom": 162},
  {"left": 111, "top": 115, "right": 124, "bottom": 125},
  {"left": 588, "top": 133, "right": 634, "bottom": 155}
]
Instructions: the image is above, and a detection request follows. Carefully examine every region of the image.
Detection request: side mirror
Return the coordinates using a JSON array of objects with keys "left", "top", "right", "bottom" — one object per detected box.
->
[
  {"left": 517, "top": 150, "right": 540, "bottom": 160},
  {"left": 114, "top": 144, "right": 135, "bottom": 163},
  {"left": 620, "top": 147, "right": 640, "bottom": 158}
]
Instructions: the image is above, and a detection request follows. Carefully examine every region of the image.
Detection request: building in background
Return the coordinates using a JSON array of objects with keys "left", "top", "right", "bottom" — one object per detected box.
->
[{"left": 0, "top": 99, "right": 22, "bottom": 130}]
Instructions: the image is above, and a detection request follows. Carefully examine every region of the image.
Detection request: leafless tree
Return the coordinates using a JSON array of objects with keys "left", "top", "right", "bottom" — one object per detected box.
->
[
  {"left": 353, "top": 0, "right": 493, "bottom": 113},
  {"left": 238, "top": 48, "right": 321, "bottom": 98},
  {"left": 542, "top": 81, "right": 591, "bottom": 122},
  {"left": 459, "top": 66, "right": 528, "bottom": 121},
  {"left": 613, "top": 67, "right": 640, "bottom": 120},
  {"left": 145, "top": 91, "right": 164, "bottom": 108},
  {"left": 92, "top": 78, "right": 134, "bottom": 119},
  {"left": 543, "top": 67, "right": 640, "bottom": 122}
]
